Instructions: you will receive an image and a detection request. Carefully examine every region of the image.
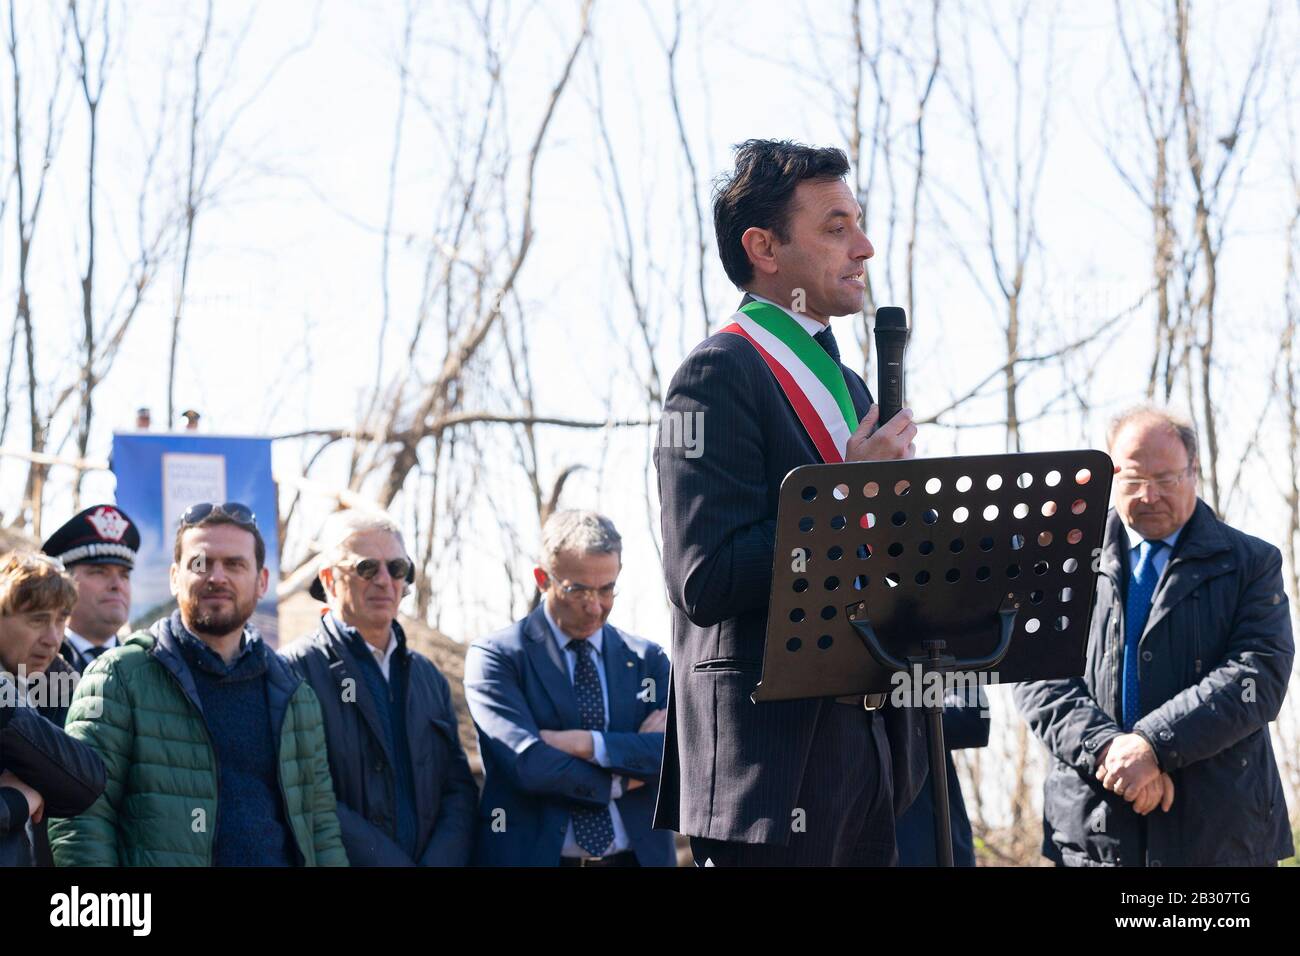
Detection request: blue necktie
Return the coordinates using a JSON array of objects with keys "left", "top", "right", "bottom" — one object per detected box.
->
[
  {"left": 1122, "top": 539, "right": 1167, "bottom": 731},
  {"left": 568, "top": 639, "right": 614, "bottom": 856}
]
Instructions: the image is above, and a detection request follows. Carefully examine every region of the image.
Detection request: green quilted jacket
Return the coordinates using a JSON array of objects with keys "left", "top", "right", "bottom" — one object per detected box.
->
[{"left": 48, "top": 622, "right": 348, "bottom": 867}]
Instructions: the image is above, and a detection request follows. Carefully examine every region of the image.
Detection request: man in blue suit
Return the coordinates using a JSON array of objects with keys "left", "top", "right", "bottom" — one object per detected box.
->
[{"left": 465, "top": 510, "right": 675, "bottom": 867}]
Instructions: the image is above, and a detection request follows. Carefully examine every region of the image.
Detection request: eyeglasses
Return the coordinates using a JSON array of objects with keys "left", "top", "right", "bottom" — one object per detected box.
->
[
  {"left": 181, "top": 501, "right": 258, "bottom": 528},
  {"left": 1115, "top": 470, "right": 1193, "bottom": 495},
  {"left": 553, "top": 580, "right": 618, "bottom": 602},
  {"left": 340, "top": 557, "right": 414, "bottom": 584}
]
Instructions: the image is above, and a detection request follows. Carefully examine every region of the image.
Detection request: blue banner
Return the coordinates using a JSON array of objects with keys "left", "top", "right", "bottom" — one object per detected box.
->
[{"left": 110, "top": 433, "right": 280, "bottom": 644}]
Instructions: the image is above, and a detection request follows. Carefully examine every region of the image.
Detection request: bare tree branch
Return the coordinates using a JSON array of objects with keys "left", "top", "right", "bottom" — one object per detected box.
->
[{"left": 375, "top": 0, "right": 594, "bottom": 508}]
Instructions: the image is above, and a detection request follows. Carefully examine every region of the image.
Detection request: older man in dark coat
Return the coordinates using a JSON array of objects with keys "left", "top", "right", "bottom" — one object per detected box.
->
[
  {"left": 1016, "top": 406, "right": 1294, "bottom": 866},
  {"left": 281, "top": 511, "right": 477, "bottom": 866}
]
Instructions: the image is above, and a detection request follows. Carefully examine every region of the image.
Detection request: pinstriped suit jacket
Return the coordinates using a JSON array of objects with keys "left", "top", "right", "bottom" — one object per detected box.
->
[{"left": 653, "top": 298, "right": 928, "bottom": 844}]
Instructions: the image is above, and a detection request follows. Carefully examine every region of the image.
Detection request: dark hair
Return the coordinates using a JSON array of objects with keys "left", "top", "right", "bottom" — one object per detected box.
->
[
  {"left": 173, "top": 514, "right": 267, "bottom": 570},
  {"left": 712, "top": 139, "right": 851, "bottom": 287}
]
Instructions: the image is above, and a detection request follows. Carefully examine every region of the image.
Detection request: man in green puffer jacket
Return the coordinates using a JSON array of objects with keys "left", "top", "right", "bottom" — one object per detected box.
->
[{"left": 49, "top": 502, "right": 347, "bottom": 866}]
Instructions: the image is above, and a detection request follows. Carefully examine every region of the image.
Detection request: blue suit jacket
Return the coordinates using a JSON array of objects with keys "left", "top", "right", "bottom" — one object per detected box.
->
[{"left": 464, "top": 605, "right": 675, "bottom": 866}]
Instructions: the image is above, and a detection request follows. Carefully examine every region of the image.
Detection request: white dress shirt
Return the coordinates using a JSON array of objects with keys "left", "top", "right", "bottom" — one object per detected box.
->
[
  {"left": 328, "top": 614, "right": 397, "bottom": 681},
  {"left": 541, "top": 601, "right": 631, "bottom": 858},
  {"left": 1122, "top": 522, "right": 1183, "bottom": 592},
  {"left": 746, "top": 291, "right": 830, "bottom": 337},
  {"left": 64, "top": 628, "right": 119, "bottom": 660},
  {"left": 367, "top": 630, "right": 398, "bottom": 681}
]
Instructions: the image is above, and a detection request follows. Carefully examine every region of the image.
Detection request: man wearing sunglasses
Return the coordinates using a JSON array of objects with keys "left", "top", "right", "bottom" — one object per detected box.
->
[
  {"left": 465, "top": 510, "right": 674, "bottom": 867},
  {"left": 1017, "top": 406, "right": 1294, "bottom": 866},
  {"left": 49, "top": 502, "right": 347, "bottom": 866},
  {"left": 281, "top": 510, "right": 476, "bottom": 866}
]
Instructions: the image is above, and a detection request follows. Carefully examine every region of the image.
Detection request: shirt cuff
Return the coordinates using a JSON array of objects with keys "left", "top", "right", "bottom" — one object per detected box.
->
[
  {"left": 591, "top": 731, "right": 610, "bottom": 767},
  {"left": 610, "top": 774, "right": 623, "bottom": 800}
]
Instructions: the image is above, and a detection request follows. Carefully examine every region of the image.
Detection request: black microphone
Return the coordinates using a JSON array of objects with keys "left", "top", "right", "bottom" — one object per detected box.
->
[{"left": 873, "top": 306, "right": 909, "bottom": 426}]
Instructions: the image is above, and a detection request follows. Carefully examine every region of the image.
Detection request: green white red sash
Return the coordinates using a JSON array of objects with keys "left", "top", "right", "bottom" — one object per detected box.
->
[{"left": 719, "top": 300, "right": 858, "bottom": 463}]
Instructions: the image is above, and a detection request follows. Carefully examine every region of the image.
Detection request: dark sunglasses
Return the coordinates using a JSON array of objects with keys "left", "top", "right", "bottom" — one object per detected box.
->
[
  {"left": 181, "top": 501, "right": 258, "bottom": 528},
  {"left": 342, "top": 557, "right": 415, "bottom": 585}
]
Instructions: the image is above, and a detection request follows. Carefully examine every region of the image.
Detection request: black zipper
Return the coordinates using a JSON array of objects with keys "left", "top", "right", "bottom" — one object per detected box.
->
[
  {"left": 1095, "top": 575, "right": 1122, "bottom": 719},
  {"left": 1110, "top": 607, "right": 1123, "bottom": 719}
]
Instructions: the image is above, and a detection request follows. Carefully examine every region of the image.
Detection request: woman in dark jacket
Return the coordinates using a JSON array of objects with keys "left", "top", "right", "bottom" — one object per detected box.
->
[
  {"left": 2, "top": 674, "right": 107, "bottom": 867},
  {"left": 1, "top": 551, "right": 107, "bottom": 867}
]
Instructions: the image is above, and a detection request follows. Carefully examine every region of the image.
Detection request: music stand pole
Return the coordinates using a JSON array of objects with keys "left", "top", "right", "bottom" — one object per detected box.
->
[{"left": 922, "top": 641, "right": 955, "bottom": 867}]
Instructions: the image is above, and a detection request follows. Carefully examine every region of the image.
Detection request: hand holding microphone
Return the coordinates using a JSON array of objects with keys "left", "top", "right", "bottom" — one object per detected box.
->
[
  {"left": 846, "top": 305, "right": 915, "bottom": 462},
  {"left": 847, "top": 404, "right": 916, "bottom": 462}
]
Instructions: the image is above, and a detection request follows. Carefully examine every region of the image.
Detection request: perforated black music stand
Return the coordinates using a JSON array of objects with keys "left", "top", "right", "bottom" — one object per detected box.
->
[{"left": 752, "top": 450, "right": 1113, "bottom": 865}]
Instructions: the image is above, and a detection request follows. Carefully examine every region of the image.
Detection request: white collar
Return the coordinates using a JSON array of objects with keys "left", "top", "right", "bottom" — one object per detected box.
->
[
  {"left": 369, "top": 629, "right": 397, "bottom": 666},
  {"left": 745, "top": 292, "right": 829, "bottom": 338},
  {"left": 64, "top": 629, "right": 118, "bottom": 656},
  {"left": 331, "top": 613, "right": 397, "bottom": 664},
  {"left": 542, "top": 600, "right": 604, "bottom": 657},
  {"left": 1123, "top": 522, "right": 1183, "bottom": 552}
]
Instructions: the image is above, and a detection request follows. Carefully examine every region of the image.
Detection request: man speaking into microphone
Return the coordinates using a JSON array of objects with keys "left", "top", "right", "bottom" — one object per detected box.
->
[{"left": 654, "top": 139, "right": 926, "bottom": 866}]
